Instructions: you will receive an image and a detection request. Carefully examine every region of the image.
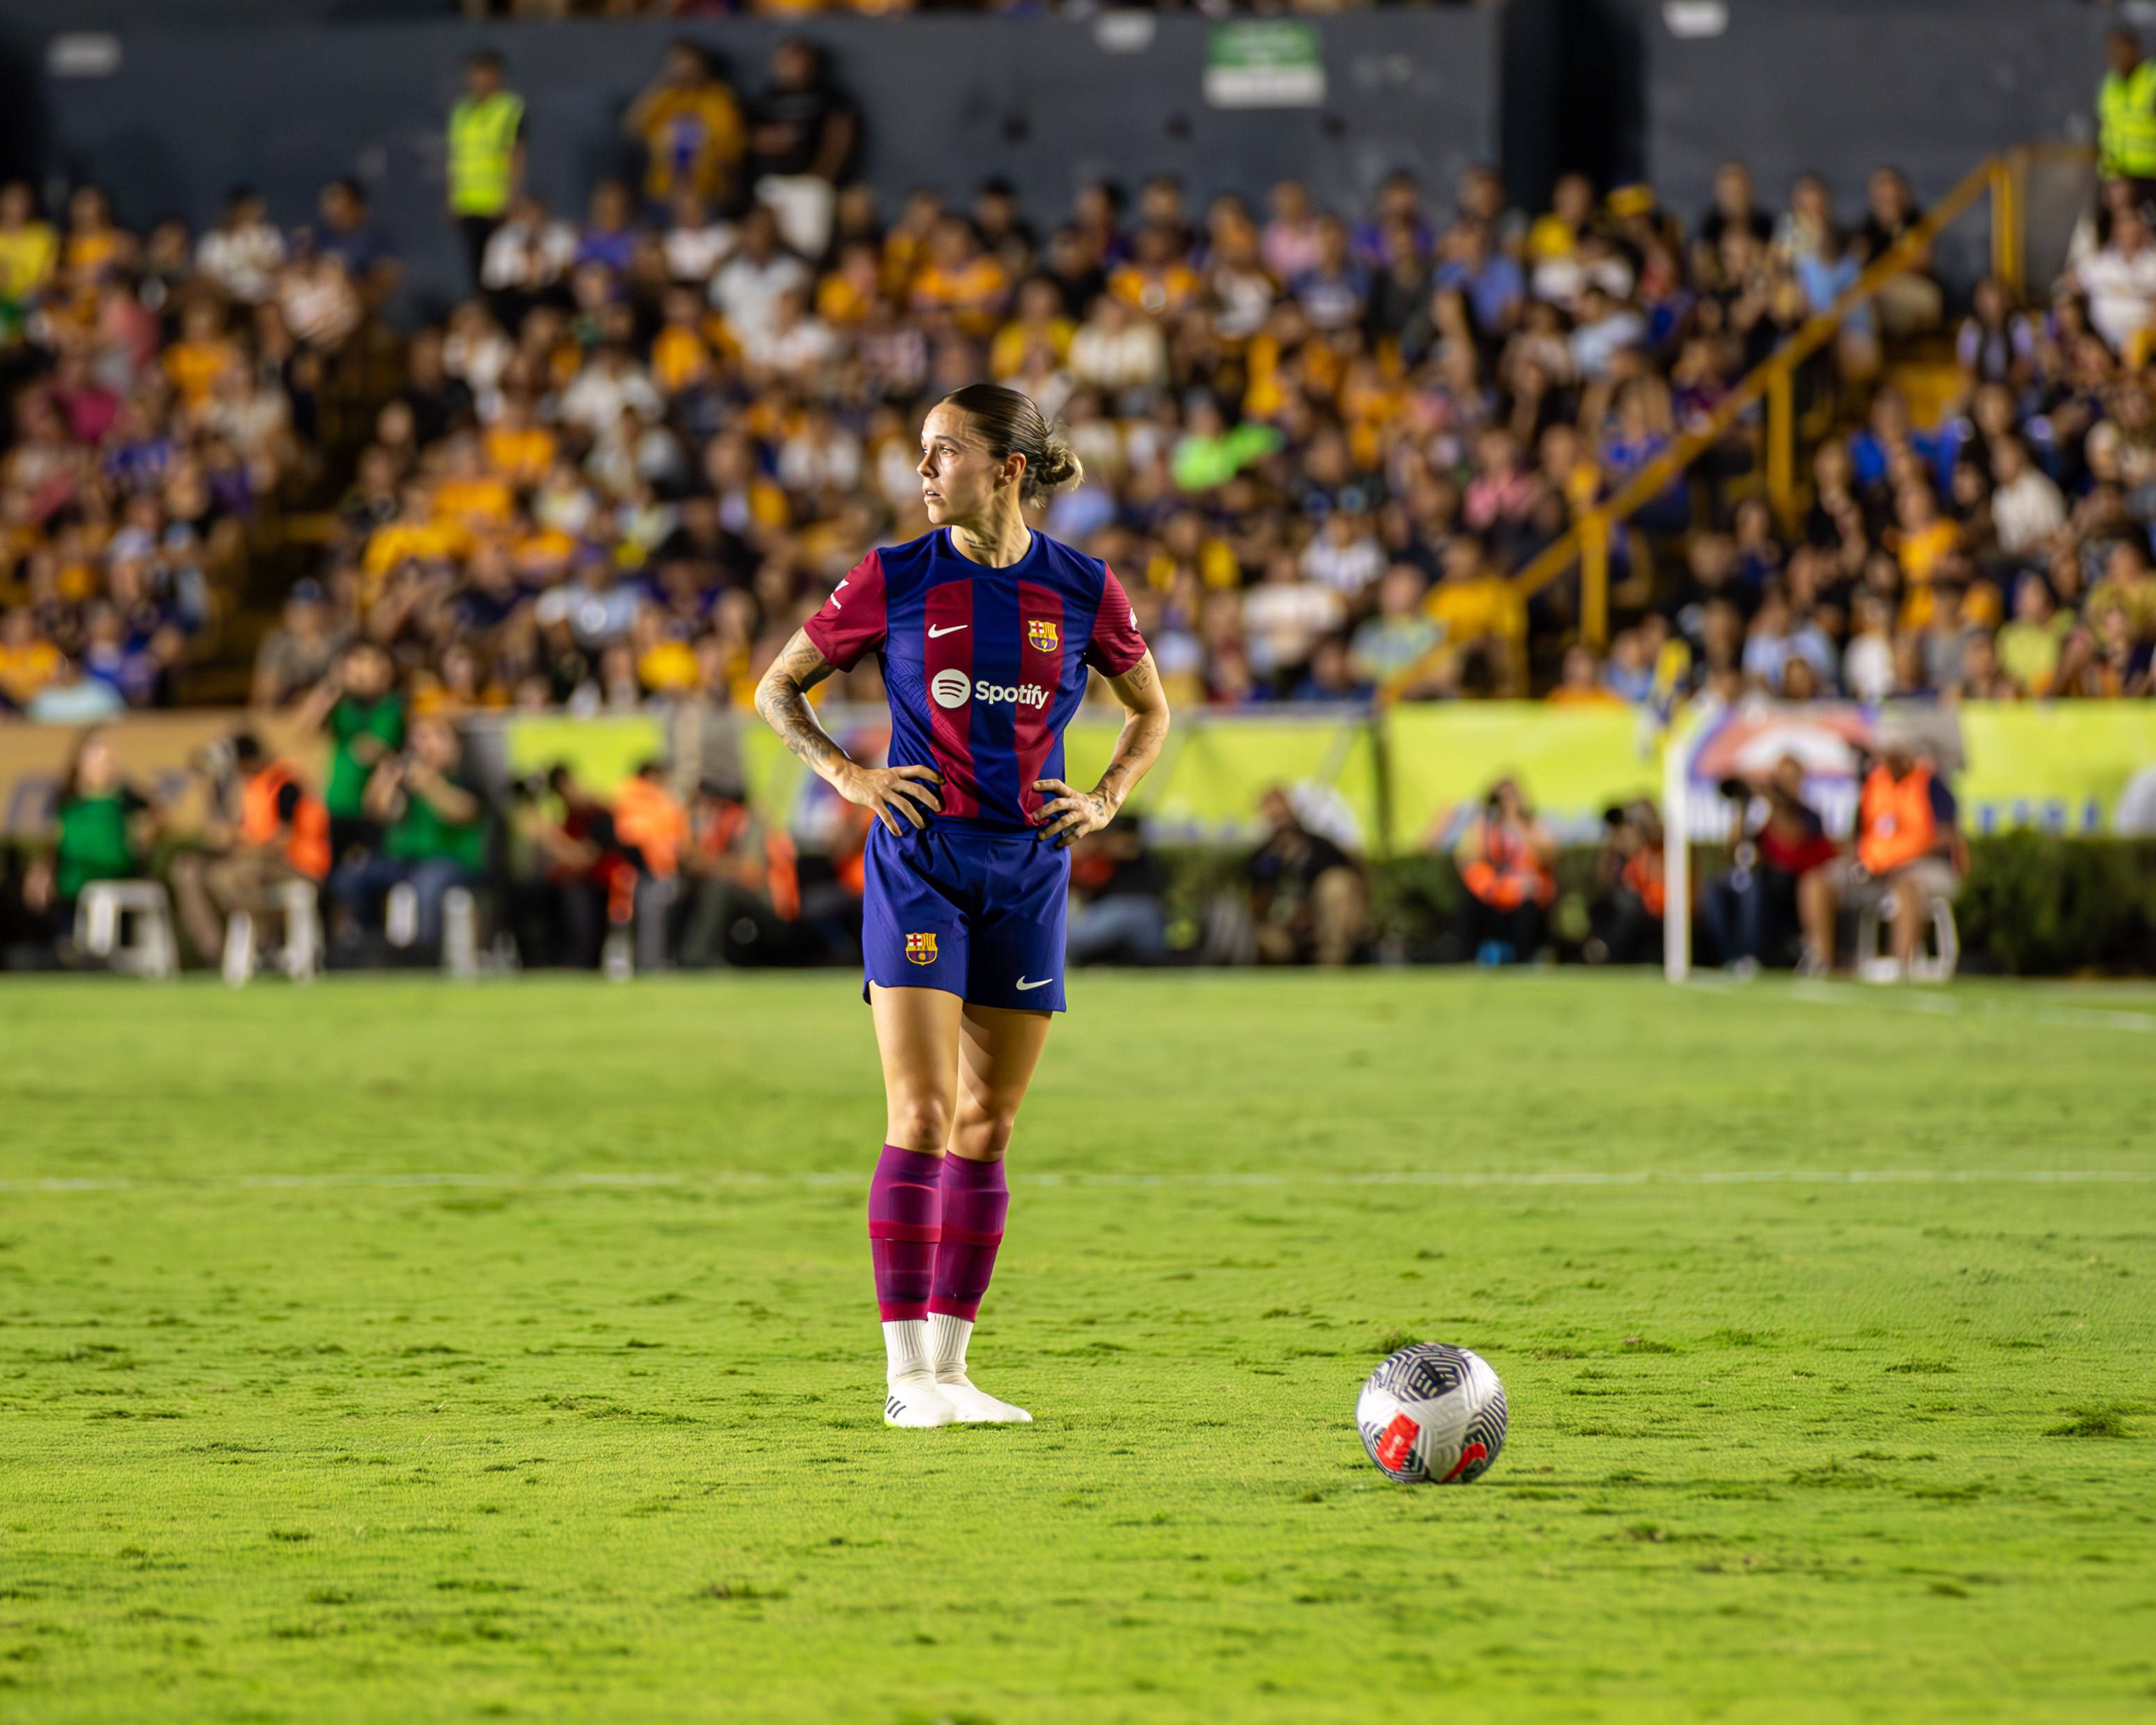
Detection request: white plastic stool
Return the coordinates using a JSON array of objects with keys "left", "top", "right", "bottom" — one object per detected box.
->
[
  {"left": 221, "top": 880, "right": 323, "bottom": 986},
  {"left": 74, "top": 880, "right": 179, "bottom": 979},
  {"left": 441, "top": 887, "right": 478, "bottom": 978},
  {"left": 1856, "top": 890, "right": 1959, "bottom": 984},
  {"left": 384, "top": 882, "right": 419, "bottom": 948},
  {"left": 277, "top": 880, "right": 322, "bottom": 981}
]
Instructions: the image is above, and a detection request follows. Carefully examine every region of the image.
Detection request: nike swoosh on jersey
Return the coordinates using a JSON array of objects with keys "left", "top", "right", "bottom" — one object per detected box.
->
[
  {"left": 1015, "top": 977, "right": 1052, "bottom": 991},
  {"left": 927, "top": 623, "right": 968, "bottom": 638}
]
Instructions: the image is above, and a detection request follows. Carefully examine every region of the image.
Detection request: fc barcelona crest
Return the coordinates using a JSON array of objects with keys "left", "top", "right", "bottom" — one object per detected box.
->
[
  {"left": 1026, "top": 618, "right": 1060, "bottom": 654},
  {"left": 905, "top": 932, "right": 939, "bottom": 966}
]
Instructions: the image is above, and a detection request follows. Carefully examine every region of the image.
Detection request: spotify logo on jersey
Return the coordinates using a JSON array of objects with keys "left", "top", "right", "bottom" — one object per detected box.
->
[{"left": 929, "top": 670, "right": 1049, "bottom": 710}]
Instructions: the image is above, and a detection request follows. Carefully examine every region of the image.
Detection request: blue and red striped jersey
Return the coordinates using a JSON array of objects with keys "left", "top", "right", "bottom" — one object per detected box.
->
[{"left": 804, "top": 528, "right": 1149, "bottom": 831}]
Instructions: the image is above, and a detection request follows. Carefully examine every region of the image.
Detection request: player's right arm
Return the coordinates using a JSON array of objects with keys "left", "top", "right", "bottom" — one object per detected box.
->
[{"left": 754, "top": 629, "right": 941, "bottom": 836}]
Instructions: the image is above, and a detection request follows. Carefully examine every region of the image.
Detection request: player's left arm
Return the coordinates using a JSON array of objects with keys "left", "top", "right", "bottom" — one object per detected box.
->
[{"left": 1032, "top": 651, "right": 1170, "bottom": 848}]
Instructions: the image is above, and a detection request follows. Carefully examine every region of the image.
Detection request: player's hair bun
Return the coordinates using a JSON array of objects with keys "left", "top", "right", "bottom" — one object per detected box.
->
[
  {"left": 1032, "top": 435, "right": 1083, "bottom": 496},
  {"left": 939, "top": 382, "right": 1083, "bottom": 504}
]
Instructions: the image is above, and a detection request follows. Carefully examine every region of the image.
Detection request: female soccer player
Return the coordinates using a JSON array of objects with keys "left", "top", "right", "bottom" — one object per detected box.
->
[{"left": 754, "top": 384, "right": 1169, "bottom": 1427}]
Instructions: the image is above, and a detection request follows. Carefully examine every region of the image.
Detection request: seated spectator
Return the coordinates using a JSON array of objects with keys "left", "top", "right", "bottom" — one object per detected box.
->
[
  {"left": 1995, "top": 572, "right": 2073, "bottom": 695},
  {"left": 329, "top": 714, "right": 487, "bottom": 957},
  {"left": 1349, "top": 564, "right": 1445, "bottom": 695},
  {"left": 509, "top": 763, "right": 637, "bottom": 970},
  {"left": 1452, "top": 776, "right": 1554, "bottom": 965},
  {"left": 676, "top": 779, "right": 800, "bottom": 968},
  {"left": 1249, "top": 786, "right": 1365, "bottom": 969},
  {"left": 1705, "top": 753, "right": 1839, "bottom": 975},
  {"left": 1822, "top": 740, "right": 1965, "bottom": 978},
  {"left": 195, "top": 186, "right": 285, "bottom": 307},
  {"left": 19, "top": 729, "right": 157, "bottom": 945},
  {"left": 169, "top": 731, "right": 330, "bottom": 966},
  {"left": 1067, "top": 816, "right": 1167, "bottom": 966},
  {"left": 1546, "top": 642, "right": 1624, "bottom": 706},
  {"left": 2073, "top": 204, "right": 2156, "bottom": 359}
]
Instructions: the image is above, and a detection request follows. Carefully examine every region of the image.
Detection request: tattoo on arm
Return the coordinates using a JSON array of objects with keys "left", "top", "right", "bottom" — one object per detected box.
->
[{"left": 755, "top": 631, "right": 850, "bottom": 781}]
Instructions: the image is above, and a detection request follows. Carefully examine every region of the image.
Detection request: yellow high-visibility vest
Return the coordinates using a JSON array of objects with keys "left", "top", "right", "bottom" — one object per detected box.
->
[
  {"left": 2101, "top": 62, "right": 2156, "bottom": 178},
  {"left": 448, "top": 91, "right": 523, "bottom": 218}
]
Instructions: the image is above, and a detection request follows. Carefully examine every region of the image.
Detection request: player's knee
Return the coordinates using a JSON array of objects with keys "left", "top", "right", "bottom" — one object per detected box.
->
[
  {"left": 886, "top": 1094, "right": 953, "bottom": 1151},
  {"left": 948, "top": 1107, "right": 1017, "bottom": 1161}
]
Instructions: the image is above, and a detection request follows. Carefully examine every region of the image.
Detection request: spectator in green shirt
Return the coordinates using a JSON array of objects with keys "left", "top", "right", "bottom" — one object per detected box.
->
[
  {"left": 21, "top": 728, "right": 157, "bottom": 934},
  {"left": 328, "top": 715, "right": 488, "bottom": 957},
  {"left": 301, "top": 640, "right": 406, "bottom": 863}
]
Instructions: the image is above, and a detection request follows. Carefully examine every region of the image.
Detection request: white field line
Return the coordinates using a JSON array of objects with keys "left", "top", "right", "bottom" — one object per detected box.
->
[
  {"left": 1680, "top": 974, "right": 2156, "bottom": 1032},
  {"left": 1, "top": 1167, "right": 2150, "bottom": 1198}
]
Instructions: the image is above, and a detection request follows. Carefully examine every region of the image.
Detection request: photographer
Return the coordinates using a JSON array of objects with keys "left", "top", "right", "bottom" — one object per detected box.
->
[
  {"left": 1704, "top": 754, "right": 1839, "bottom": 976},
  {"left": 1249, "top": 787, "right": 1366, "bottom": 969},
  {"left": 1587, "top": 799, "right": 1665, "bottom": 966},
  {"left": 1452, "top": 777, "right": 1555, "bottom": 966}
]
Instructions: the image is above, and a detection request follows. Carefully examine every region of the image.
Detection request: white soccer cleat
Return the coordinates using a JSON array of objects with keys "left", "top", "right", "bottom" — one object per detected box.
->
[
  {"left": 884, "top": 1371, "right": 959, "bottom": 1427},
  {"left": 933, "top": 1372, "right": 1032, "bottom": 1424}
]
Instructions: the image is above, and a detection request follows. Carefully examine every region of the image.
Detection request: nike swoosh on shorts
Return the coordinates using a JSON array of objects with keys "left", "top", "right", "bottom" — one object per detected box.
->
[{"left": 1015, "top": 977, "right": 1052, "bottom": 990}]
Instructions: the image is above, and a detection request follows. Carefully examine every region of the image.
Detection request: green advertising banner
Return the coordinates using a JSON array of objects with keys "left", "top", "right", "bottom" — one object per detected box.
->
[
  {"left": 1386, "top": 704, "right": 1661, "bottom": 852},
  {"left": 503, "top": 714, "right": 667, "bottom": 793},
  {"left": 1956, "top": 705, "right": 2156, "bottom": 835}
]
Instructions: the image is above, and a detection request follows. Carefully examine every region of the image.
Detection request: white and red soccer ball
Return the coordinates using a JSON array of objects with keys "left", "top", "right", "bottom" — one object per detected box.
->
[{"left": 1356, "top": 1343, "right": 1508, "bottom": 1484}]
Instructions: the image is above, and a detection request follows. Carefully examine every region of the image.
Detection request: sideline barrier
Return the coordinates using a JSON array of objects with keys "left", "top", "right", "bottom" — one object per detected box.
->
[{"left": 3, "top": 702, "right": 2151, "bottom": 860}]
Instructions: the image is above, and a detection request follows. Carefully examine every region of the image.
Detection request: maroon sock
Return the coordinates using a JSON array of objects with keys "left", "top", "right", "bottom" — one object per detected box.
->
[
  {"left": 928, "top": 1153, "right": 1008, "bottom": 1323},
  {"left": 868, "top": 1145, "right": 943, "bottom": 1322}
]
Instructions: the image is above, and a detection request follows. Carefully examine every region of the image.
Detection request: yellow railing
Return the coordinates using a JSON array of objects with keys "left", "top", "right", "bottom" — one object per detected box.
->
[{"left": 1383, "top": 140, "right": 2096, "bottom": 696}]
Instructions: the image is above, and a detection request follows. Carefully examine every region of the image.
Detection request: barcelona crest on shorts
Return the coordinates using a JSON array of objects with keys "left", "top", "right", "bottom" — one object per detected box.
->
[
  {"left": 1026, "top": 618, "right": 1060, "bottom": 654},
  {"left": 905, "top": 932, "right": 938, "bottom": 966}
]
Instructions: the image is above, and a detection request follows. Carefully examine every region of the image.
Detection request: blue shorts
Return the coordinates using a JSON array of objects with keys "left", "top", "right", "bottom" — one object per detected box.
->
[{"left": 862, "top": 820, "right": 1069, "bottom": 1012}]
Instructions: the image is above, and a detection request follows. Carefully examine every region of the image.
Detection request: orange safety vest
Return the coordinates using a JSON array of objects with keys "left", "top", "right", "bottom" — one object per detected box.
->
[
  {"left": 1461, "top": 818, "right": 1555, "bottom": 910},
  {"left": 1622, "top": 845, "right": 1666, "bottom": 916},
  {"left": 241, "top": 760, "right": 330, "bottom": 880},
  {"left": 1857, "top": 762, "right": 1936, "bottom": 875},
  {"left": 697, "top": 802, "right": 802, "bottom": 921},
  {"left": 613, "top": 776, "right": 690, "bottom": 880}
]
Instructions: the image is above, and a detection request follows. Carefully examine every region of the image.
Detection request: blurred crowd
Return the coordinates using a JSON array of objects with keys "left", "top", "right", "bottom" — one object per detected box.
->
[
  {"left": 457, "top": 0, "right": 1495, "bottom": 16},
  {"left": 8, "top": 33, "right": 2156, "bottom": 743}
]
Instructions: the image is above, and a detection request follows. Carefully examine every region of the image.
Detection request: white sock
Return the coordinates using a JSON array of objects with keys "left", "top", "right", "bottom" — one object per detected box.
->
[
  {"left": 928, "top": 1311, "right": 972, "bottom": 1381},
  {"left": 882, "top": 1318, "right": 932, "bottom": 1384}
]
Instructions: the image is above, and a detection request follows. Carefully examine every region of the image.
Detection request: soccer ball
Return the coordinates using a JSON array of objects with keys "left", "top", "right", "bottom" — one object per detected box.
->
[{"left": 1356, "top": 1343, "right": 1507, "bottom": 1484}]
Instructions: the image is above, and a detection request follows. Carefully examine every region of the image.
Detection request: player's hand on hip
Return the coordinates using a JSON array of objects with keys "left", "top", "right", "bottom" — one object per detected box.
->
[
  {"left": 836, "top": 762, "right": 942, "bottom": 835},
  {"left": 1031, "top": 779, "right": 1113, "bottom": 848}
]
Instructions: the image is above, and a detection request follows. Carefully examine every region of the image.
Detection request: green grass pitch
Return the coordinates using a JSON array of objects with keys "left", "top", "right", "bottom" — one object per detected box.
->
[{"left": 2, "top": 971, "right": 2153, "bottom": 1722}]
